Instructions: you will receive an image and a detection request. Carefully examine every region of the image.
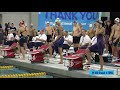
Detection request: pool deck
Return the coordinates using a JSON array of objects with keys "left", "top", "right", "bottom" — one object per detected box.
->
[{"left": 0, "top": 57, "right": 120, "bottom": 78}]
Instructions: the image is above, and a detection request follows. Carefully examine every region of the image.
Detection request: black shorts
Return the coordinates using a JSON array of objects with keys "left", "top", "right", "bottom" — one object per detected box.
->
[
  {"left": 29, "top": 36, "right": 33, "bottom": 42},
  {"left": 112, "top": 38, "right": 120, "bottom": 47},
  {"left": 73, "top": 36, "right": 80, "bottom": 44},
  {"left": 19, "top": 36, "right": 28, "bottom": 47},
  {"left": 47, "top": 35, "right": 52, "bottom": 42},
  {"left": 5, "top": 41, "right": 14, "bottom": 46},
  {"left": 62, "top": 44, "right": 70, "bottom": 50},
  {"left": 14, "top": 39, "right": 18, "bottom": 43},
  {"left": 35, "top": 42, "right": 44, "bottom": 49}
]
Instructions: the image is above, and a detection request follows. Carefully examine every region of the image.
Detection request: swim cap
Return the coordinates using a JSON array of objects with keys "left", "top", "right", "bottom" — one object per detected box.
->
[
  {"left": 53, "top": 24, "right": 55, "bottom": 26},
  {"left": 20, "top": 20, "right": 24, "bottom": 24},
  {"left": 46, "top": 21, "right": 50, "bottom": 24},
  {"left": 56, "top": 18, "right": 60, "bottom": 20},
  {"left": 89, "top": 24, "right": 93, "bottom": 27},
  {"left": 96, "top": 20, "right": 103, "bottom": 24},
  {"left": 55, "top": 19, "right": 61, "bottom": 23},
  {"left": 73, "top": 21, "right": 77, "bottom": 23},
  {"left": 114, "top": 18, "right": 120, "bottom": 22}
]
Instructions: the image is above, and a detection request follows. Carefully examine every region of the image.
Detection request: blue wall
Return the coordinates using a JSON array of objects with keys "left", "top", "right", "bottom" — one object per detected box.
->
[{"left": 38, "top": 12, "right": 99, "bottom": 31}]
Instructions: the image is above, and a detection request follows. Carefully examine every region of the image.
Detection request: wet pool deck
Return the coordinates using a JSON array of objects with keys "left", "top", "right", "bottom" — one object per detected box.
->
[{"left": 0, "top": 57, "right": 120, "bottom": 78}]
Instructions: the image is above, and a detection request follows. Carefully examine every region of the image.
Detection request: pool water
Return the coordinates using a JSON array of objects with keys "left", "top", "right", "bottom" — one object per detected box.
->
[{"left": 0, "top": 63, "right": 53, "bottom": 78}]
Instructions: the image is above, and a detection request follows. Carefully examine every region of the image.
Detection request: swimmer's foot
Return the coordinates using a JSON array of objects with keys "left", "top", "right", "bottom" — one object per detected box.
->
[
  {"left": 58, "top": 61, "right": 63, "bottom": 64},
  {"left": 99, "top": 68, "right": 103, "bottom": 70},
  {"left": 20, "top": 57, "right": 25, "bottom": 60},
  {"left": 84, "top": 62, "right": 92, "bottom": 66},
  {"left": 49, "top": 58, "right": 53, "bottom": 63}
]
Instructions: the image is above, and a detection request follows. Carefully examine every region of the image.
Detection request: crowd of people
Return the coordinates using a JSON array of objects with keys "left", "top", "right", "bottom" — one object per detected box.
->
[{"left": 0, "top": 17, "right": 120, "bottom": 70}]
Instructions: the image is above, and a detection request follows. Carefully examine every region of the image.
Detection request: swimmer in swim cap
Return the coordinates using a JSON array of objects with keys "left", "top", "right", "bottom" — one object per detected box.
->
[
  {"left": 114, "top": 17, "right": 120, "bottom": 24},
  {"left": 87, "top": 24, "right": 95, "bottom": 39},
  {"left": 20, "top": 20, "right": 25, "bottom": 25},
  {"left": 109, "top": 17, "right": 120, "bottom": 58},
  {"left": 18, "top": 20, "right": 29, "bottom": 60},
  {"left": 72, "top": 21, "right": 82, "bottom": 52},
  {"left": 46, "top": 21, "right": 50, "bottom": 24}
]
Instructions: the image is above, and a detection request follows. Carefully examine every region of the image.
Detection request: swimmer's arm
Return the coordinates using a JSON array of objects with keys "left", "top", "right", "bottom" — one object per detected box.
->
[
  {"left": 114, "top": 37, "right": 119, "bottom": 42},
  {"left": 109, "top": 26, "right": 115, "bottom": 41},
  {"left": 45, "top": 28, "right": 47, "bottom": 35},
  {"left": 78, "top": 43, "right": 82, "bottom": 47},
  {"left": 36, "top": 38, "right": 46, "bottom": 42},
  {"left": 114, "top": 35, "right": 120, "bottom": 41},
  {"left": 25, "top": 27, "right": 29, "bottom": 35},
  {"left": 31, "top": 28, "right": 34, "bottom": 34},
  {"left": 86, "top": 31, "right": 89, "bottom": 35},
  {"left": 38, "top": 39, "right": 46, "bottom": 42},
  {"left": 65, "top": 39, "right": 72, "bottom": 44},
  {"left": 53, "top": 27, "right": 57, "bottom": 39},
  {"left": 78, "top": 37, "right": 83, "bottom": 47},
  {"left": 97, "top": 28, "right": 105, "bottom": 34},
  {"left": 79, "top": 43, "right": 90, "bottom": 47},
  {"left": 78, "top": 26, "right": 82, "bottom": 34},
  {"left": 72, "top": 28, "right": 74, "bottom": 36},
  {"left": 102, "top": 28, "right": 105, "bottom": 36},
  {"left": 51, "top": 27, "right": 55, "bottom": 39},
  {"left": 29, "top": 28, "right": 32, "bottom": 33},
  {"left": 11, "top": 37, "right": 14, "bottom": 41},
  {"left": 18, "top": 29, "right": 21, "bottom": 36},
  {"left": 95, "top": 28, "right": 98, "bottom": 35},
  {"left": 83, "top": 43, "right": 89, "bottom": 46},
  {"left": 95, "top": 28, "right": 104, "bottom": 35}
]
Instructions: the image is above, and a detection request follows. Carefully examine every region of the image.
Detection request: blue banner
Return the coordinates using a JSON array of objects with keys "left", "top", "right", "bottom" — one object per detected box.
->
[{"left": 38, "top": 12, "right": 99, "bottom": 32}]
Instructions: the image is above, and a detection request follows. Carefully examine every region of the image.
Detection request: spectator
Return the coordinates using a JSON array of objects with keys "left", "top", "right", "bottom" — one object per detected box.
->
[
  {"left": 27, "top": 32, "right": 37, "bottom": 49},
  {"left": 10, "top": 23, "right": 17, "bottom": 37},
  {"left": 78, "top": 30, "right": 91, "bottom": 49},
  {"left": 10, "top": 23, "right": 16, "bottom": 31},
  {"left": 4, "top": 30, "right": 14, "bottom": 46},
  {"left": 35, "top": 30, "right": 47, "bottom": 49},
  {"left": 63, "top": 31, "right": 73, "bottom": 51}
]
